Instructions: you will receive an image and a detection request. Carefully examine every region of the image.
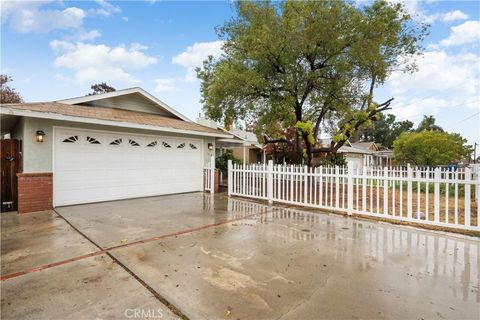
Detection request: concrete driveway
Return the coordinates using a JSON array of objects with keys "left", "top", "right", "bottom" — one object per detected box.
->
[{"left": 1, "top": 192, "right": 479, "bottom": 319}]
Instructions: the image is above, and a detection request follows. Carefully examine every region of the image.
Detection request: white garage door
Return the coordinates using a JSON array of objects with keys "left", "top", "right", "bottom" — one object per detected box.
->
[{"left": 53, "top": 127, "right": 203, "bottom": 206}]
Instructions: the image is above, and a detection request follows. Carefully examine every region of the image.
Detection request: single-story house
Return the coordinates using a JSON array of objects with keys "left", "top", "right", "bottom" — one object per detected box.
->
[
  {"left": 0, "top": 87, "right": 231, "bottom": 213},
  {"left": 318, "top": 139, "right": 393, "bottom": 168}
]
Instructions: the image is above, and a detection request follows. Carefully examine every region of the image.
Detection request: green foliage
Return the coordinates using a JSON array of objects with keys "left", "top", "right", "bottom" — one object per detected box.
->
[
  {"left": 216, "top": 150, "right": 242, "bottom": 174},
  {"left": 359, "top": 113, "right": 413, "bottom": 148},
  {"left": 393, "top": 131, "right": 471, "bottom": 166},
  {"left": 295, "top": 121, "right": 316, "bottom": 146},
  {"left": 416, "top": 115, "right": 443, "bottom": 132},
  {"left": 197, "top": 0, "right": 427, "bottom": 163}
]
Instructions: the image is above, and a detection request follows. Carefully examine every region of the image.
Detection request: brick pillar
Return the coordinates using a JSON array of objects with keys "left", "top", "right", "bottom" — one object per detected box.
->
[
  {"left": 214, "top": 169, "right": 219, "bottom": 193},
  {"left": 17, "top": 173, "right": 53, "bottom": 214}
]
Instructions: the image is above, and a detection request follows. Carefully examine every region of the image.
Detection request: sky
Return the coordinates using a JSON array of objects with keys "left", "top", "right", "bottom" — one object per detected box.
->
[{"left": 1, "top": 0, "right": 479, "bottom": 145}]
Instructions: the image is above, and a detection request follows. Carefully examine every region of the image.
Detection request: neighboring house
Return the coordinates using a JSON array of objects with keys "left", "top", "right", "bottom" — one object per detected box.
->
[
  {"left": 197, "top": 117, "right": 265, "bottom": 164},
  {"left": 229, "top": 128, "right": 265, "bottom": 164},
  {"left": 318, "top": 139, "right": 393, "bottom": 168},
  {"left": 0, "top": 87, "right": 231, "bottom": 213}
]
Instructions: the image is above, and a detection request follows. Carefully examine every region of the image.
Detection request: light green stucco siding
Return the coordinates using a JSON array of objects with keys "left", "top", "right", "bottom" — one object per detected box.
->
[{"left": 19, "top": 117, "right": 215, "bottom": 173}]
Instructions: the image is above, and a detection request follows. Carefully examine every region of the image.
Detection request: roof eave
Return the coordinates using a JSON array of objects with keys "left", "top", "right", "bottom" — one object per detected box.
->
[{"left": 1, "top": 107, "right": 232, "bottom": 139}]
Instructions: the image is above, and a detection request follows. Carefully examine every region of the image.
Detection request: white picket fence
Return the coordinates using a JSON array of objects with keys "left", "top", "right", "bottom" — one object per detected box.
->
[
  {"left": 203, "top": 156, "right": 215, "bottom": 194},
  {"left": 227, "top": 160, "right": 480, "bottom": 232}
]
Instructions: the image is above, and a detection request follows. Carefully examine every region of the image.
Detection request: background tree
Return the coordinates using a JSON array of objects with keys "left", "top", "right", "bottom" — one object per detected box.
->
[
  {"left": 416, "top": 115, "right": 443, "bottom": 132},
  {"left": 0, "top": 75, "right": 23, "bottom": 103},
  {"left": 393, "top": 131, "right": 471, "bottom": 166},
  {"left": 358, "top": 113, "right": 413, "bottom": 148},
  {"left": 197, "top": 0, "right": 427, "bottom": 166},
  {"left": 88, "top": 82, "right": 116, "bottom": 95}
]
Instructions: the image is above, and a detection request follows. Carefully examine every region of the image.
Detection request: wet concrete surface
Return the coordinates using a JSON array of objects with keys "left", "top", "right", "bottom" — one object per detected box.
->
[
  {"left": 1, "top": 209, "right": 179, "bottom": 319},
  {"left": 55, "top": 192, "right": 247, "bottom": 249},
  {"left": 110, "top": 196, "right": 479, "bottom": 319},
  {"left": 2, "top": 192, "right": 479, "bottom": 319},
  {"left": 1, "top": 210, "right": 98, "bottom": 276},
  {"left": 1, "top": 254, "right": 179, "bottom": 319}
]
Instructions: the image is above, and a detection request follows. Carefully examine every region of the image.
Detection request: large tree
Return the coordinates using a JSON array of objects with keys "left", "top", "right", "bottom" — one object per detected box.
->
[
  {"left": 197, "top": 0, "right": 427, "bottom": 166},
  {"left": 358, "top": 113, "right": 413, "bottom": 148},
  {"left": 0, "top": 75, "right": 23, "bottom": 104},
  {"left": 393, "top": 131, "right": 472, "bottom": 166}
]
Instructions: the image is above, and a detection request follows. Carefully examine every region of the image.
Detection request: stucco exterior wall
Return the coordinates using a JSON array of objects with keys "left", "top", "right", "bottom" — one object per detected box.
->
[
  {"left": 19, "top": 117, "right": 215, "bottom": 173},
  {"left": 344, "top": 153, "right": 364, "bottom": 169}
]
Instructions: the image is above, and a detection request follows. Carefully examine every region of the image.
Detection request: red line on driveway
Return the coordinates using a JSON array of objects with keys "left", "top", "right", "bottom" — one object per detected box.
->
[{"left": 1, "top": 209, "right": 269, "bottom": 281}]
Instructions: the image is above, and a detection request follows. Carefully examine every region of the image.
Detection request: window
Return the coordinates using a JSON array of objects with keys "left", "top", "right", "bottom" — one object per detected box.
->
[
  {"left": 62, "top": 136, "right": 78, "bottom": 143},
  {"left": 147, "top": 141, "right": 158, "bottom": 147},
  {"left": 189, "top": 143, "right": 197, "bottom": 150},
  {"left": 109, "top": 138, "right": 122, "bottom": 145},
  {"left": 177, "top": 143, "right": 185, "bottom": 149},
  {"left": 162, "top": 142, "right": 171, "bottom": 148},
  {"left": 86, "top": 136, "right": 101, "bottom": 144},
  {"left": 129, "top": 139, "right": 140, "bottom": 146}
]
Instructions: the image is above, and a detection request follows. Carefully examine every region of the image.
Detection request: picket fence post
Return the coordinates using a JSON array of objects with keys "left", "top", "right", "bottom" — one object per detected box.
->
[
  {"left": 407, "top": 164, "right": 413, "bottom": 219},
  {"left": 267, "top": 160, "right": 274, "bottom": 204},
  {"left": 347, "top": 161, "right": 354, "bottom": 215},
  {"left": 227, "top": 160, "right": 232, "bottom": 197},
  {"left": 210, "top": 155, "right": 215, "bottom": 195},
  {"left": 465, "top": 167, "right": 471, "bottom": 227},
  {"left": 434, "top": 167, "right": 440, "bottom": 222}
]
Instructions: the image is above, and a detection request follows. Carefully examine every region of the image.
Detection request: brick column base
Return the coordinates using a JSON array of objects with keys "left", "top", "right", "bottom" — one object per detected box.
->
[
  {"left": 214, "top": 169, "right": 219, "bottom": 193},
  {"left": 17, "top": 173, "right": 53, "bottom": 214}
]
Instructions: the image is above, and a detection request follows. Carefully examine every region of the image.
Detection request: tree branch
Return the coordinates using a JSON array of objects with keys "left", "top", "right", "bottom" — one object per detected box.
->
[{"left": 263, "top": 135, "right": 294, "bottom": 146}]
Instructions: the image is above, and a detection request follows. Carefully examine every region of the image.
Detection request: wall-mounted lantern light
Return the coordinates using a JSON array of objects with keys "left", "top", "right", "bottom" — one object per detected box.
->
[
  {"left": 208, "top": 143, "right": 213, "bottom": 151},
  {"left": 36, "top": 130, "right": 46, "bottom": 143}
]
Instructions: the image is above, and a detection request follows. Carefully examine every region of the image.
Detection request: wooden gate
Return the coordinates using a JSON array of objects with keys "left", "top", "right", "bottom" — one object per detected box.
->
[{"left": 1, "top": 139, "right": 22, "bottom": 212}]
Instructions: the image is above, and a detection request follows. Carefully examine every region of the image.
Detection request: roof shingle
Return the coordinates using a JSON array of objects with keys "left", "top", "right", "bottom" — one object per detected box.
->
[{"left": 1, "top": 102, "right": 226, "bottom": 136}]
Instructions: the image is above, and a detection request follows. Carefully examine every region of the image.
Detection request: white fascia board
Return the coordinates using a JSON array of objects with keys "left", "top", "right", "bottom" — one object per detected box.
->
[
  {"left": 57, "top": 87, "right": 192, "bottom": 123},
  {"left": 1, "top": 107, "right": 232, "bottom": 139},
  {"left": 216, "top": 138, "right": 246, "bottom": 144}
]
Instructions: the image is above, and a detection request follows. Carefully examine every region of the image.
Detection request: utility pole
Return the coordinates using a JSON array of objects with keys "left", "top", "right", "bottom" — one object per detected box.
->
[{"left": 474, "top": 142, "right": 478, "bottom": 164}]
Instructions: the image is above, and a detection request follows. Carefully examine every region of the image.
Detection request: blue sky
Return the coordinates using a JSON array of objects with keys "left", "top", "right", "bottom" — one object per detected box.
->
[{"left": 1, "top": 0, "right": 479, "bottom": 145}]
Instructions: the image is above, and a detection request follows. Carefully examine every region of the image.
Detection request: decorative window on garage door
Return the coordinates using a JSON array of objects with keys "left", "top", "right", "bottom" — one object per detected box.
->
[
  {"left": 177, "top": 143, "right": 185, "bottom": 149},
  {"left": 109, "top": 138, "right": 122, "bottom": 145},
  {"left": 129, "top": 139, "right": 140, "bottom": 146},
  {"left": 162, "top": 141, "right": 171, "bottom": 148},
  {"left": 62, "top": 136, "right": 79, "bottom": 143},
  {"left": 147, "top": 141, "right": 158, "bottom": 147},
  {"left": 86, "top": 136, "right": 101, "bottom": 144},
  {"left": 189, "top": 143, "right": 198, "bottom": 150}
]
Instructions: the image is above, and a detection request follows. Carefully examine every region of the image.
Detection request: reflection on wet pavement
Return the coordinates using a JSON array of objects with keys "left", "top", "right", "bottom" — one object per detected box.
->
[
  {"left": 229, "top": 197, "right": 479, "bottom": 304},
  {"left": 108, "top": 194, "right": 479, "bottom": 319}
]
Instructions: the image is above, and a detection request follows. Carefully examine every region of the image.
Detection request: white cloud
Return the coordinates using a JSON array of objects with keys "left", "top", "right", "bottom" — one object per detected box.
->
[
  {"left": 172, "top": 41, "right": 224, "bottom": 81},
  {"left": 442, "top": 10, "right": 469, "bottom": 23},
  {"left": 74, "top": 29, "right": 102, "bottom": 41},
  {"left": 384, "top": 49, "right": 479, "bottom": 122},
  {"left": 50, "top": 41, "right": 158, "bottom": 85},
  {"left": 388, "top": 50, "right": 479, "bottom": 95},
  {"left": 1, "top": 0, "right": 120, "bottom": 33},
  {"left": 154, "top": 78, "right": 177, "bottom": 92},
  {"left": 91, "top": 0, "right": 121, "bottom": 17},
  {"left": 440, "top": 21, "right": 480, "bottom": 46},
  {"left": 7, "top": 5, "right": 85, "bottom": 33}
]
